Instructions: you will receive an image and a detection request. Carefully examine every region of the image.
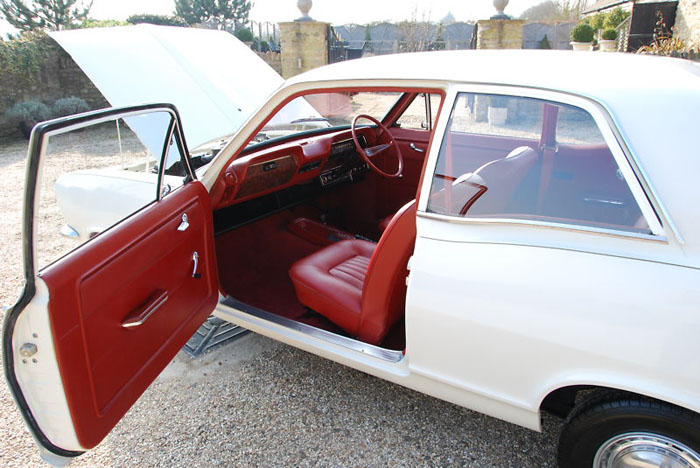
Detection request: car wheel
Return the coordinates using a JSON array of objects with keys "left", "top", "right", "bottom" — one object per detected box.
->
[{"left": 558, "top": 390, "right": 700, "bottom": 468}]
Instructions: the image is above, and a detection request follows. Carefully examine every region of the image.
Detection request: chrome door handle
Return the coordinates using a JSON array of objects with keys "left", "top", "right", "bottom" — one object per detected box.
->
[
  {"left": 192, "top": 251, "right": 201, "bottom": 279},
  {"left": 177, "top": 213, "right": 189, "bottom": 231},
  {"left": 409, "top": 142, "right": 425, "bottom": 153}
]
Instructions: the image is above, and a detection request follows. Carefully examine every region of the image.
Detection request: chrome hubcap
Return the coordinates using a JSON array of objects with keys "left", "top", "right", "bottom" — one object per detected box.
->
[{"left": 594, "top": 432, "right": 700, "bottom": 468}]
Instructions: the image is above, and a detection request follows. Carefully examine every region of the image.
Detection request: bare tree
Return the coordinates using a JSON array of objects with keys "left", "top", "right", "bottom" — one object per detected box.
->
[
  {"left": 520, "top": 0, "right": 590, "bottom": 21},
  {"left": 396, "top": 8, "right": 434, "bottom": 52}
]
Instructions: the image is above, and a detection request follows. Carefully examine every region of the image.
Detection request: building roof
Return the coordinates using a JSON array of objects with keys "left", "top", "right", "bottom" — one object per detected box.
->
[
  {"left": 584, "top": 0, "right": 632, "bottom": 14},
  {"left": 584, "top": 0, "right": 677, "bottom": 14}
]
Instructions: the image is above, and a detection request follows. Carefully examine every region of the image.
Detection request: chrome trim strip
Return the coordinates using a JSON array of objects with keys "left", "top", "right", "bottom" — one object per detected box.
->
[
  {"left": 583, "top": 197, "right": 624, "bottom": 206},
  {"left": 219, "top": 296, "right": 405, "bottom": 363},
  {"left": 594, "top": 98, "right": 684, "bottom": 244},
  {"left": 417, "top": 210, "right": 668, "bottom": 243}
]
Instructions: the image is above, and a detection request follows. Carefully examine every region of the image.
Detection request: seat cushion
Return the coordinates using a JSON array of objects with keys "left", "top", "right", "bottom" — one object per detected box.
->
[{"left": 289, "top": 239, "right": 375, "bottom": 336}]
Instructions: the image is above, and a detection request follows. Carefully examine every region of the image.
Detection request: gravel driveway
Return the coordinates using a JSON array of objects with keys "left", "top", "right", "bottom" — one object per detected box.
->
[{"left": 0, "top": 137, "right": 561, "bottom": 467}]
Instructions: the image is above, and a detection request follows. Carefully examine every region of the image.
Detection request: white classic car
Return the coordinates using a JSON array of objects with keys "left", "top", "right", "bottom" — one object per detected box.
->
[{"left": 4, "top": 44, "right": 700, "bottom": 468}]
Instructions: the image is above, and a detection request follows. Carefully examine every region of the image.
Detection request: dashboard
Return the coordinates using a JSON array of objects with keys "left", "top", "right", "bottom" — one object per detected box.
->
[{"left": 211, "top": 128, "right": 374, "bottom": 210}]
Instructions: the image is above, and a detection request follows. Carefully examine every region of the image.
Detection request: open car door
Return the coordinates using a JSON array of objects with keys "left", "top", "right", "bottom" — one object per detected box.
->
[{"left": 2, "top": 104, "right": 218, "bottom": 464}]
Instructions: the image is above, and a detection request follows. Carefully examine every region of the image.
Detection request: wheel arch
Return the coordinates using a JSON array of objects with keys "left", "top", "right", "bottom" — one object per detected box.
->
[{"left": 538, "top": 379, "right": 700, "bottom": 421}]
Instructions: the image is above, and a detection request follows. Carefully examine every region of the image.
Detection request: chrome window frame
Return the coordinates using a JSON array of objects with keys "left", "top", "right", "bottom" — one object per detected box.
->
[
  {"left": 417, "top": 83, "right": 667, "bottom": 241},
  {"left": 32, "top": 105, "right": 193, "bottom": 273}
]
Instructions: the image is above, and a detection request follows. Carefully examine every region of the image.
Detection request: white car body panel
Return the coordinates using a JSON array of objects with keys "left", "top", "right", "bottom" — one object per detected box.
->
[
  {"left": 55, "top": 169, "right": 183, "bottom": 241},
  {"left": 409, "top": 216, "right": 700, "bottom": 416},
  {"left": 50, "top": 25, "right": 312, "bottom": 149},
  {"left": 10, "top": 279, "right": 83, "bottom": 453},
  {"left": 213, "top": 301, "right": 541, "bottom": 431}
]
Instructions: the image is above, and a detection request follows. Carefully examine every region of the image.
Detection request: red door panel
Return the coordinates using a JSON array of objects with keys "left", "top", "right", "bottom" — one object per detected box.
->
[
  {"left": 375, "top": 127, "right": 431, "bottom": 217},
  {"left": 40, "top": 181, "right": 218, "bottom": 449}
]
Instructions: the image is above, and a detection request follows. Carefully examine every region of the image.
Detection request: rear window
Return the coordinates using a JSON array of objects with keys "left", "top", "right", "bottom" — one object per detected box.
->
[{"left": 426, "top": 92, "right": 650, "bottom": 234}]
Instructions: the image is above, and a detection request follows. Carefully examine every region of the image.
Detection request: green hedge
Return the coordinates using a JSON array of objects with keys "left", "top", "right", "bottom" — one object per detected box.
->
[
  {"left": 0, "top": 30, "right": 53, "bottom": 83},
  {"left": 127, "top": 14, "right": 188, "bottom": 27}
]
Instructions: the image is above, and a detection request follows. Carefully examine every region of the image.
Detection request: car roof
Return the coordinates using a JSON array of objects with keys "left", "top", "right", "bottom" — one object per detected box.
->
[
  {"left": 288, "top": 49, "right": 699, "bottom": 99},
  {"left": 289, "top": 50, "right": 700, "bottom": 254}
]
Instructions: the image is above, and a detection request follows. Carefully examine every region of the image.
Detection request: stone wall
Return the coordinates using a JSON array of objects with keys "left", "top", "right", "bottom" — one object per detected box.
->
[
  {"left": 255, "top": 51, "right": 283, "bottom": 75},
  {"left": 279, "top": 21, "right": 329, "bottom": 79},
  {"left": 0, "top": 37, "right": 108, "bottom": 140},
  {"left": 674, "top": 0, "right": 700, "bottom": 47}
]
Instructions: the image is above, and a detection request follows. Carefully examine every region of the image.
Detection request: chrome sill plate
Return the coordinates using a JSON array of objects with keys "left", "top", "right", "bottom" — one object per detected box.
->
[{"left": 219, "top": 296, "right": 405, "bottom": 363}]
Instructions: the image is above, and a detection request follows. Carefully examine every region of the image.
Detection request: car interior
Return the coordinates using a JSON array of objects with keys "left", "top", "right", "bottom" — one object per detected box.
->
[{"left": 207, "top": 88, "right": 649, "bottom": 352}]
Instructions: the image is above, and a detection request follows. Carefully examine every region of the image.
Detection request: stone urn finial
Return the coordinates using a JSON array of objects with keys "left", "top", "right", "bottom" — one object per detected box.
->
[
  {"left": 491, "top": 0, "right": 511, "bottom": 19},
  {"left": 297, "top": 0, "right": 313, "bottom": 21}
]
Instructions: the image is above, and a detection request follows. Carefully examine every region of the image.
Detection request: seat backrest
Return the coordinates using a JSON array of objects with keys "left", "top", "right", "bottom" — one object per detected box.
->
[
  {"left": 467, "top": 146, "right": 538, "bottom": 215},
  {"left": 358, "top": 200, "right": 417, "bottom": 345}
]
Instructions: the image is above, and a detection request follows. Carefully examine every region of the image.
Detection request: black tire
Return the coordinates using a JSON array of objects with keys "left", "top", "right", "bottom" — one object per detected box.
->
[{"left": 558, "top": 390, "right": 700, "bottom": 468}]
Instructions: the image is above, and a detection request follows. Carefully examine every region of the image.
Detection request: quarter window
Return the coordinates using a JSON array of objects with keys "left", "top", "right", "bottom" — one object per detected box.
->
[
  {"left": 427, "top": 92, "right": 650, "bottom": 234},
  {"left": 395, "top": 93, "right": 441, "bottom": 130}
]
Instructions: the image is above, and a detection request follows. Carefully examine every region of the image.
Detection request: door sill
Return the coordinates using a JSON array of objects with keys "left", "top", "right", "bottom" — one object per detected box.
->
[{"left": 218, "top": 296, "right": 405, "bottom": 363}]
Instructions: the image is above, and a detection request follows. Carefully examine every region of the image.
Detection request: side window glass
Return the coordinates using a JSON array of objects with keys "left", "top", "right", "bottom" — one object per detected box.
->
[
  {"left": 396, "top": 94, "right": 429, "bottom": 130},
  {"left": 35, "top": 111, "right": 182, "bottom": 270},
  {"left": 427, "top": 92, "right": 650, "bottom": 234},
  {"left": 396, "top": 93, "right": 442, "bottom": 131}
]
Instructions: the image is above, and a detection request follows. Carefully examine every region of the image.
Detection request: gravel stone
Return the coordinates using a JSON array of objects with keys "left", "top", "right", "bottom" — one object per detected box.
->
[{"left": 0, "top": 137, "right": 561, "bottom": 467}]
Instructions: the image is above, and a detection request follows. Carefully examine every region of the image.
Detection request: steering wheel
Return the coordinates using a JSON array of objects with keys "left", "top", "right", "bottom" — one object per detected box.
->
[{"left": 351, "top": 114, "right": 403, "bottom": 178}]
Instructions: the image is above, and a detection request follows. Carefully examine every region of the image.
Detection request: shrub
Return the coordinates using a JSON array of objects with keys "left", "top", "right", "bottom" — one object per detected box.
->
[
  {"left": 52, "top": 97, "right": 90, "bottom": 118},
  {"left": 78, "top": 19, "right": 129, "bottom": 29},
  {"left": 604, "top": 7, "right": 630, "bottom": 30},
  {"left": 538, "top": 34, "right": 551, "bottom": 49},
  {"left": 127, "top": 14, "right": 188, "bottom": 27},
  {"left": 234, "top": 28, "right": 254, "bottom": 42},
  {"left": 588, "top": 12, "right": 607, "bottom": 31},
  {"left": 5, "top": 100, "right": 51, "bottom": 138},
  {"left": 571, "top": 23, "right": 594, "bottom": 43},
  {"left": 601, "top": 28, "right": 618, "bottom": 40}
]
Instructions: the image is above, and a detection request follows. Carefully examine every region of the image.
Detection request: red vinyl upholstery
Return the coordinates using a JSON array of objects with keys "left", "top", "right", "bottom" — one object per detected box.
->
[
  {"left": 289, "top": 200, "right": 417, "bottom": 345},
  {"left": 378, "top": 214, "right": 393, "bottom": 232},
  {"left": 289, "top": 239, "right": 375, "bottom": 335}
]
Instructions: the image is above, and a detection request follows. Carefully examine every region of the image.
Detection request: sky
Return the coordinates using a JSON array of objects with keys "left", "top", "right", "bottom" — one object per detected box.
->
[{"left": 2, "top": 0, "right": 546, "bottom": 37}]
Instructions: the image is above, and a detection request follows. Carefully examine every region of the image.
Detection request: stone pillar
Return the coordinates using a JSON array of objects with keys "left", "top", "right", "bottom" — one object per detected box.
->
[
  {"left": 279, "top": 21, "right": 329, "bottom": 79},
  {"left": 474, "top": 19, "right": 524, "bottom": 122},
  {"left": 475, "top": 19, "right": 525, "bottom": 49}
]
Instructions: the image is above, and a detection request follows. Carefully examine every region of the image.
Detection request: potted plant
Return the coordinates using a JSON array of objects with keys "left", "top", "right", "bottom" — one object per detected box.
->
[
  {"left": 570, "top": 23, "right": 594, "bottom": 51},
  {"left": 600, "top": 28, "right": 618, "bottom": 52},
  {"left": 488, "top": 95, "right": 509, "bottom": 125}
]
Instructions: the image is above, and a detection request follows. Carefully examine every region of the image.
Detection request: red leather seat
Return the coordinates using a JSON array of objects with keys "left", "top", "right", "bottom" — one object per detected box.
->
[
  {"left": 288, "top": 239, "right": 374, "bottom": 334},
  {"left": 289, "top": 200, "right": 417, "bottom": 345}
]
